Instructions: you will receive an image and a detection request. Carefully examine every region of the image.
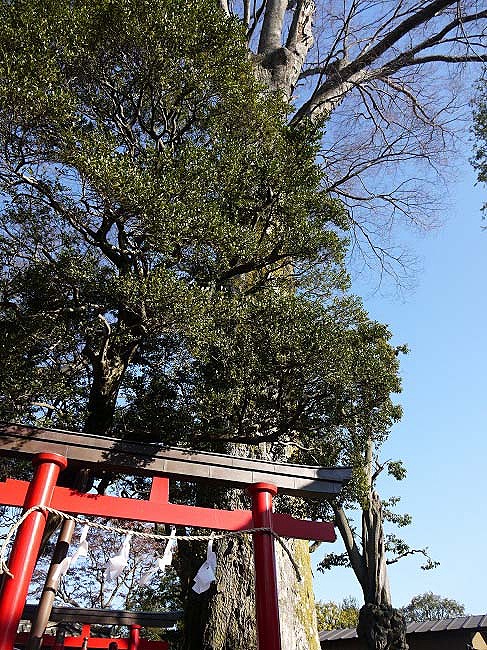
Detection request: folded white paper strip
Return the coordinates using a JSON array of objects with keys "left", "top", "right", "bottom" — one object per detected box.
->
[
  {"left": 105, "top": 532, "right": 132, "bottom": 582},
  {"left": 192, "top": 537, "right": 216, "bottom": 594},
  {"left": 52, "top": 524, "right": 89, "bottom": 584},
  {"left": 139, "top": 527, "right": 177, "bottom": 587}
]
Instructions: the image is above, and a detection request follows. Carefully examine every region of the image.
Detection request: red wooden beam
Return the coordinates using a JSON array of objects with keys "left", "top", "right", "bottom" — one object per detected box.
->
[{"left": 0, "top": 477, "right": 335, "bottom": 542}]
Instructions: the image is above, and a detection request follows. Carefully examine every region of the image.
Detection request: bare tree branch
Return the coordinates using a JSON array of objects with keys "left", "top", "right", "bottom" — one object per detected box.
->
[{"left": 258, "top": 0, "right": 288, "bottom": 53}]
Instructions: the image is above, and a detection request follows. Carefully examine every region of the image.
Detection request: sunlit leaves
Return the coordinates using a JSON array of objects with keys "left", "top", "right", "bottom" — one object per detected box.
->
[{"left": 316, "top": 597, "right": 359, "bottom": 631}]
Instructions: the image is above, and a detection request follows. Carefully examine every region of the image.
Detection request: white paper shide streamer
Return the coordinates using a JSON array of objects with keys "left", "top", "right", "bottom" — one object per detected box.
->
[
  {"left": 105, "top": 532, "right": 132, "bottom": 582},
  {"left": 139, "top": 527, "right": 178, "bottom": 587},
  {"left": 52, "top": 524, "right": 89, "bottom": 584},
  {"left": 192, "top": 537, "right": 216, "bottom": 594}
]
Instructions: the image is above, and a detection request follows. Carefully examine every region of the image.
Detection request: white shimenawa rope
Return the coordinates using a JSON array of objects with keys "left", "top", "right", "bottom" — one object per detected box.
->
[{"left": 0, "top": 505, "right": 302, "bottom": 582}]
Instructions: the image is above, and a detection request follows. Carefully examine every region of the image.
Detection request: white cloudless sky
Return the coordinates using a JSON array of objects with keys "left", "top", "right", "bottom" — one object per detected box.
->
[{"left": 313, "top": 155, "right": 487, "bottom": 615}]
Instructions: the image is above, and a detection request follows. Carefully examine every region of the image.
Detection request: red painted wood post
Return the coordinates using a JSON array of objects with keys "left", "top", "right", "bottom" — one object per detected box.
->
[
  {"left": 248, "top": 482, "right": 281, "bottom": 650},
  {"left": 0, "top": 452, "right": 67, "bottom": 650},
  {"left": 128, "top": 624, "right": 141, "bottom": 650}
]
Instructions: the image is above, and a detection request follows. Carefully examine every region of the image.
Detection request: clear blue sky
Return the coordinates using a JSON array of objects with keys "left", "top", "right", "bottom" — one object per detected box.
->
[{"left": 313, "top": 157, "right": 487, "bottom": 615}]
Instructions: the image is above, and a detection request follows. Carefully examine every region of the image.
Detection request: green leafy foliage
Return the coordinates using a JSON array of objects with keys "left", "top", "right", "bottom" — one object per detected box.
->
[
  {"left": 0, "top": 0, "right": 401, "bottom": 460},
  {"left": 400, "top": 592, "right": 466, "bottom": 623},
  {"left": 316, "top": 597, "right": 360, "bottom": 631},
  {"left": 387, "top": 460, "right": 407, "bottom": 481},
  {"left": 318, "top": 551, "right": 351, "bottom": 571},
  {"left": 121, "top": 292, "right": 402, "bottom": 452},
  {"left": 0, "top": 3, "right": 408, "bottom": 636},
  {"left": 0, "top": 0, "right": 354, "bottom": 431}
]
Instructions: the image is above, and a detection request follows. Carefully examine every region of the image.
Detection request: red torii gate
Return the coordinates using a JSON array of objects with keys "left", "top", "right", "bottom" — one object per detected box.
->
[
  {"left": 15, "top": 623, "right": 168, "bottom": 650},
  {"left": 0, "top": 423, "right": 351, "bottom": 650},
  {"left": 18, "top": 603, "right": 180, "bottom": 650}
]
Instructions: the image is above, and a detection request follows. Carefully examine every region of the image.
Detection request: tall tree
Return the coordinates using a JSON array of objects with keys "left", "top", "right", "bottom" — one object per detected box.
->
[
  {"left": 0, "top": 0, "right": 344, "bottom": 433},
  {"left": 224, "top": 4, "right": 487, "bottom": 647},
  {"left": 0, "top": 1, "right": 403, "bottom": 649},
  {"left": 5, "top": 1, "right": 477, "bottom": 648},
  {"left": 122, "top": 291, "right": 403, "bottom": 650},
  {"left": 319, "top": 445, "right": 438, "bottom": 649}
]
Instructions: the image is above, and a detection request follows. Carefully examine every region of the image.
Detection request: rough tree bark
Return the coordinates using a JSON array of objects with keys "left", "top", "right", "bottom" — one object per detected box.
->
[
  {"left": 181, "top": 531, "right": 320, "bottom": 650},
  {"left": 180, "top": 524, "right": 257, "bottom": 649},
  {"left": 85, "top": 346, "right": 137, "bottom": 436},
  {"left": 254, "top": 0, "right": 316, "bottom": 100},
  {"left": 179, "top": 457, "right": 320, "bottom": 650},
  {"left": 277, "top": 539, "right": 320, "bottom": 650}
]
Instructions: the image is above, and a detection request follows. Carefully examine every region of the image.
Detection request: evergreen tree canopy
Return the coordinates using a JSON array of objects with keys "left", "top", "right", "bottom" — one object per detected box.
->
[{"left": 0, "top": 0, "right": 401, "bottom": 459}]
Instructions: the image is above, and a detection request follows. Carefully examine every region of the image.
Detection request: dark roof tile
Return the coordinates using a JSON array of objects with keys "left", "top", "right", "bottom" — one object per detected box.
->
[{"left": 319, "top": 614, "right": 487, "bottom": 642}]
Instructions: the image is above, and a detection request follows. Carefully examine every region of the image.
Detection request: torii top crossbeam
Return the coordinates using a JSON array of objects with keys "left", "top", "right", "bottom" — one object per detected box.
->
[{"left": 0, "top": 422, "right": 351, "bottom": 497}]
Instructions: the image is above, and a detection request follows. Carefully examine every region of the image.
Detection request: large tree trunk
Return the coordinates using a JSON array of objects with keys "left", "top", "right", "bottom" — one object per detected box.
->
[
  {"left": 277, "top": 539, "right": 320, "bottom": 650},
  {"left": 180, "top": 527, "right": 256, "bottom": 650},
  {"left": 180, "top": 536, "right": 320, "bottom": 650},
  {"left": 178, "top": 480, "right": 320, "bottom": 650},
  {"left": 253, "top": 0, "right": 315, "bottom": 101},
  {"left": 227, "top": 10, "right": 324, "bottom": 644}
]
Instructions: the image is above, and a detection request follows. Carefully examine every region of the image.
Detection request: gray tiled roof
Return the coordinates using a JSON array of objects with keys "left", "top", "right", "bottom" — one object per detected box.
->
[
  {"left": 319, "top": 615, "right": 487, "bottom": 642},
  {"left": 407, "top": 615, "right": 487, "bottom": 633},
  {"left": 319, "top": 628, "right": 359, "bottom": 641}
]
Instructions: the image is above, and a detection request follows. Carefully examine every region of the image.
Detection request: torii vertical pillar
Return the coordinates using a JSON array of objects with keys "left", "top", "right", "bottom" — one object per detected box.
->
[
  {"left": 128, "top": 624, "right": 141, "bottom": 650},
  {"left": 0, "top": 452, "right": 67, "bottom": 650},
  {"left": 248, "top": 482, "right": 281, "bottom": 650}
]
